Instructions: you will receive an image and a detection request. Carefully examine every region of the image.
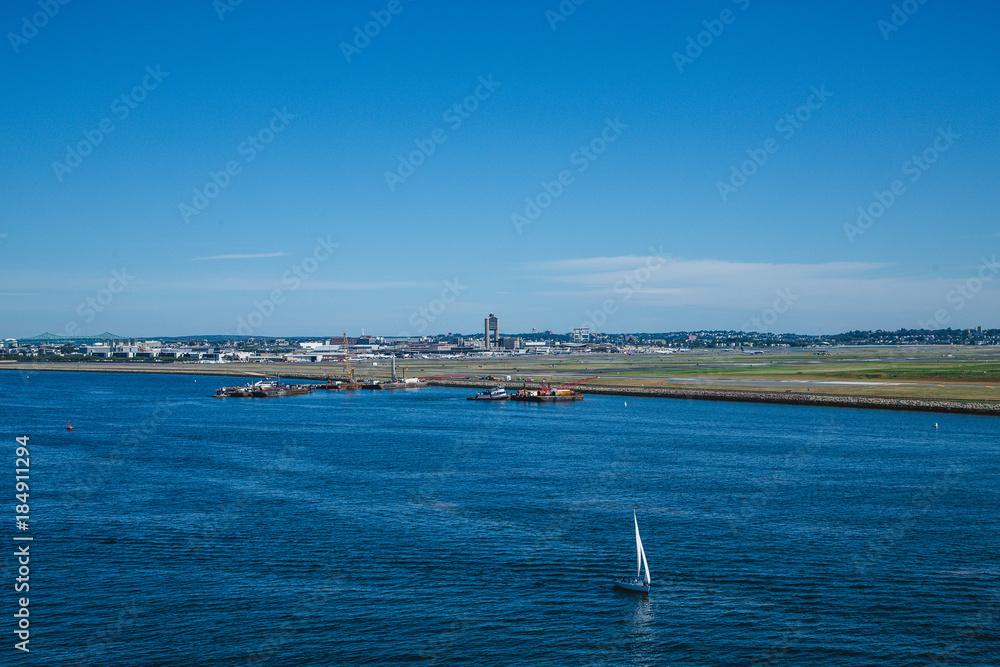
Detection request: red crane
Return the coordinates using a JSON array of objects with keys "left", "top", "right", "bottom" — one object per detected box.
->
[{"left": 555, "top": 376, "right": 598, "bottom": 390}]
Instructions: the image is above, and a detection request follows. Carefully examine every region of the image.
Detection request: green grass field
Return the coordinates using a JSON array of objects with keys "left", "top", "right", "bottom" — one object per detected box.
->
[{"left": 4, "top": 345, "right": 1000, "bottom": 403}]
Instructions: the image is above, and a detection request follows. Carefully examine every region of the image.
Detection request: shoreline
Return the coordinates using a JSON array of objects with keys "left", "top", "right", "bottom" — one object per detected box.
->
[
  {"left": 4, "top": 362, "right": 999, "bottom": 416},
  {"left": 428, "top": 379, "right": 1000, "bottom": 416}
]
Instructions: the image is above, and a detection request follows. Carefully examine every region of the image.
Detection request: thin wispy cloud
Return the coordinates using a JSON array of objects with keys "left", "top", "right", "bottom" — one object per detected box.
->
[
  {"left": 137, "top": 278, "right": 437, "bottom": 292},
  {"left": 521, "top": 254, "right": 670, "bottom": 273},
  {"left": 514, "top": 255, "right": 980, "bottom": 320},
  {"left": 521, "top": 256, "right": 893, "bottom": 286},
  {"left": 185, "top": 252, "right": 289, "bottom": 262},
  {"left": 0, "top": 271, "right": 435, "bottom": 293}
]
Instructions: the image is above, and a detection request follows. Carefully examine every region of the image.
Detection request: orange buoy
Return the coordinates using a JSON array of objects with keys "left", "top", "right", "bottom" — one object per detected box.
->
[{"left": 67, "top": 420, "right": 73, "bottom": 431}]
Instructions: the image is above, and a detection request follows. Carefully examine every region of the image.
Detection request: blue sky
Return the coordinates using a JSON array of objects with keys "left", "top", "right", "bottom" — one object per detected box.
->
[{"left": 1, "top": 0, "right": 998, "bottom": 338}]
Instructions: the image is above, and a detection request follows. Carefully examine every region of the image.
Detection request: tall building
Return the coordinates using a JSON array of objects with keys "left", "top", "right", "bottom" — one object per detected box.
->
[
  {"left": 484, "top": 313, "right": 499, "bottom": 350},
  {"left": 573, "top": 327, "right": 590, "bottom": 343}
]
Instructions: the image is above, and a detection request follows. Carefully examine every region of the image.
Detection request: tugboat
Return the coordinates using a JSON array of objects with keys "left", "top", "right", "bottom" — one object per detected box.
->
[{"left": 468, "top": 387, "right": 510, "bottom": 401}]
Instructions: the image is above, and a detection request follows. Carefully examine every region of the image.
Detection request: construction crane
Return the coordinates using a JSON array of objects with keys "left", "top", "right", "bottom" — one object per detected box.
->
[
  {"left": 555, "top": 376, "right": 598, "bottom": 390},
  {"left": 343, "top": 332, "right": 355, "bottom": 382}
]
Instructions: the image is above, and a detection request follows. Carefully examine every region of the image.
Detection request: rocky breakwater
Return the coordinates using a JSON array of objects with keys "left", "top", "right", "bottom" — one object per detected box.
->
[
  {"left": 576, "top": 385, "right": 1000, "bottom": 416},
  {"left": 425, "top": 379, "right": 1000, "bottom": 417}
]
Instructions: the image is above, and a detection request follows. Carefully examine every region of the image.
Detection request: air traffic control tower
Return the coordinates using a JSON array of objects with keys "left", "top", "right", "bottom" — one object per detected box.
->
[{"left": 484, "top": 313, "right": 499, "bottom": 350}]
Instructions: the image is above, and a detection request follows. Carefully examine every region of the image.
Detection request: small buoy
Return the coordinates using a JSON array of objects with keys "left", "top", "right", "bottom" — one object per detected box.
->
[{"left": 67, "top": 420, "right": 73, "bottom": 431}]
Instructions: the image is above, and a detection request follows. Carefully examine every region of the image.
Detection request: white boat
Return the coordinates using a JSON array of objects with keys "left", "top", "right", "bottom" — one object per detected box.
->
[
  {"left": 614, "top": 511, "right": 651, "bottom": 593},
  {"left": 467, "top": 387, "right": 509, "bottom": 400}
]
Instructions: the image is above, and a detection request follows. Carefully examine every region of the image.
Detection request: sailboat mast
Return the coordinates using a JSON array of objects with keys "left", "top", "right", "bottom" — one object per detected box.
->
[{"left": 634, "top": 511, "right": 641, "bottom": 577}]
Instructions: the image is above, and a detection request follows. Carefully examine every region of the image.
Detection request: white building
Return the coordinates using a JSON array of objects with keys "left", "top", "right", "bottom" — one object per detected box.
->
[{"left": 83, "top": 344, "right": 112, "bottom": 358}]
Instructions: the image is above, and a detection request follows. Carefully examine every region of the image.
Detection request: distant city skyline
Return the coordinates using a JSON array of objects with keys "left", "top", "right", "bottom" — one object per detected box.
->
[
  {"left": 6, "top": 322, "right": 995, "bottom": 343},
  {"left": 2, "top": 2, "right": 998, "bottom": 338}
]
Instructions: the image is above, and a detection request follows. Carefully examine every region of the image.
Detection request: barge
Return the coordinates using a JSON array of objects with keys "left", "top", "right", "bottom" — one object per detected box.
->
[
  {"left": 511, "top": 388, "right": 584, "bottom": 402},
  {"left": 214, "top": 379, "right": 277, "bottom": 398},
  {"left": 250, "top": 383, "right": 313, "bottom": 398},
  {"left": 213, "top": 378, "right": 313, "bottom": 398}
]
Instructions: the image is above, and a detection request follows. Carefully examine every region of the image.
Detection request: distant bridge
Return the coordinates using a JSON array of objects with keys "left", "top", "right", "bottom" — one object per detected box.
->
[{"left": 14, "top": 332, "right": 127, "bottom": 344}]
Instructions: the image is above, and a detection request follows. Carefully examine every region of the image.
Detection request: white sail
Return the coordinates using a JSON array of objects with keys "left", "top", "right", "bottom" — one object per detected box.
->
[
  {"left": 634, "top": 511, "right": 651, "bottom": 585},
  {"left": 640, "top": 539, "right": 651, "bottom": 585}
]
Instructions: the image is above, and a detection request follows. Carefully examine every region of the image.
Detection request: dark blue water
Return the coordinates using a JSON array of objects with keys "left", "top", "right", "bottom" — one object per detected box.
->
[{"left": 1, "top": 370, "right": 998, "bottom": 666}]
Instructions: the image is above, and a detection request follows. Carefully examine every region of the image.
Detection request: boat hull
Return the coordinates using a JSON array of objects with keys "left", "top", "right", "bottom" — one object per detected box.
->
[
  {"left": 361, "top": 381, "right": 428, "bottom": 390},
  {"left": 511, "top": 393, "right": 583, "bottom": 402},
  {"left": 214, "top": 390, "right": 254, "bottom": 398},
  {"left": 318, "top": 381, "right": 363, "bottom": 390},
  {"left": 250, "top": 386, "right": 313, "bottom": 397},
  {"left": 613, "top": 578, "right": 650, "bottom": 593}
]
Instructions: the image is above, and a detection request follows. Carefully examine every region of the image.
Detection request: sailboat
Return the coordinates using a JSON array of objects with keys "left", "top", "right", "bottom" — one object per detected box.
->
[{"left": 614, "top": 511, "right": 651, "bottom": 593}]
